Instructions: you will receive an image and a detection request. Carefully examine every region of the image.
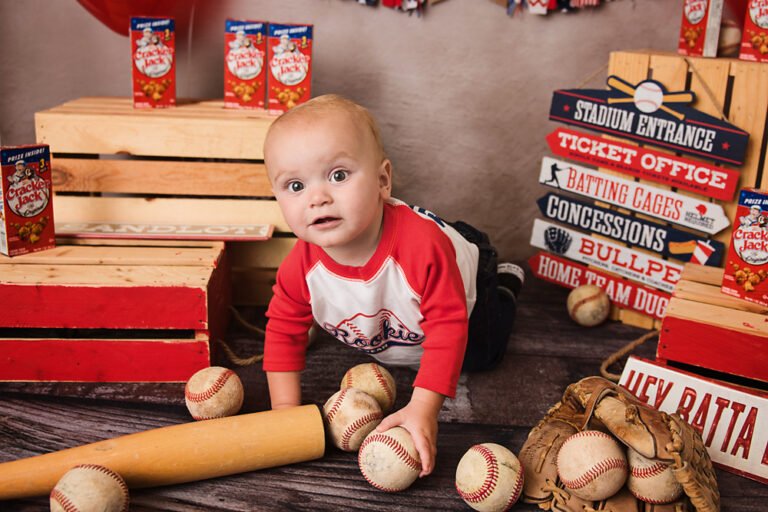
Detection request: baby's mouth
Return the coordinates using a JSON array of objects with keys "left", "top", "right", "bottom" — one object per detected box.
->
[{"left": 311, "top": 216, "right": 339, "bottom": 226}]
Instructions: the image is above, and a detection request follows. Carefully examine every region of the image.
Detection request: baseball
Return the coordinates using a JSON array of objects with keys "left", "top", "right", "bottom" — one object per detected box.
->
[
  {"left": 340, "top": 362, "right": 397, "bottom": 413},
  {"left": 567, "top": 285, "right": 611, "bottom": 327},
  {"left": 627, "top": 448, "right": 683, "bottom": 504},
  {"left": 184, "top": 366, "right": 244, "bottom": 421},
  {"left": 556, "top": 430, "right": 628, "bottom": 501},
  {"left": 50, "top": 464, "right": 129, "bottom": 512},
  {"left": 633, "top": 81, "right": 664, "bottom": 113},
  {"left": 455, "top": 443, "right": 524, "bottom": 512},
  {"left": 323, "top": 387, "right": 383, "bottom": 452},
  {"left": 358, "top": 426, "right": 421, "bottom": 492}
]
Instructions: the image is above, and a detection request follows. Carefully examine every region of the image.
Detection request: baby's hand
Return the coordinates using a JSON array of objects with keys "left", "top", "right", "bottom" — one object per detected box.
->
[{"left": 375, "top": 387, "right": 443, "bottom": 477}]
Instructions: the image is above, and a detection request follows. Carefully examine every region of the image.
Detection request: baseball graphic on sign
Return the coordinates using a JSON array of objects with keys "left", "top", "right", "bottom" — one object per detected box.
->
[
  {"left": 567, "top": 285, "right": 611, "bottom": 327},
  {"left": 634, "top": 81, "right": 664, "bottom": 113}
]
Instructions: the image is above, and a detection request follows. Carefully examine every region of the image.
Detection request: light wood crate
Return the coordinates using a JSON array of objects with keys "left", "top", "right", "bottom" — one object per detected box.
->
[
  {"left": 604, "top": 50, "right": 768, "bottom": 329},
  {"left": 35, "top": 97, "right": 296, "bottom": 306},
  {"left": 0, "top": 240, "right": 230, "bottom": 382}
]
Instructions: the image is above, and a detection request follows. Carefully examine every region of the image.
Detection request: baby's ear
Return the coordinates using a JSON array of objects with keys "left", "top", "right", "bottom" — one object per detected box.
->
[{"left": 379, "top": 159, "right": 392, "bottom": 198}]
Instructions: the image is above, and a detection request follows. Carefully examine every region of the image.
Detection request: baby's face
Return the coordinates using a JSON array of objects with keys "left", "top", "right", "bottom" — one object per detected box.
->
[{"left": 266, "top": 111, "right": 390, "bottom": 259}]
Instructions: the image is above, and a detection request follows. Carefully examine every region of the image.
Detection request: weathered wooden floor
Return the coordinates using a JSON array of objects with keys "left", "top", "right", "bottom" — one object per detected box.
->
[{"left": 0, "top": 273, "right": 765, "bottom": 511}]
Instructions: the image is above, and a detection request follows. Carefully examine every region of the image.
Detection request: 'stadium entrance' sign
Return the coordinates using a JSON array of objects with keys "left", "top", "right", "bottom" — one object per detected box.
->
[
  {"left": 530, "top": 219, "right": 683, "bottom": 293},
  {"left": 549, "top": 76, "right": 749, "bottom": 166},
  {"left": 529, "top": 251, "right": 670, "bottom": 319},
  {"left": 536, "top": 193, "right": 724, "bottom": 266},
  {"left": 539, "top": 157, "right": 730, "bottom": 235},
  {"left": 546, "top": 128, "right": 740, "bottom": 201}
]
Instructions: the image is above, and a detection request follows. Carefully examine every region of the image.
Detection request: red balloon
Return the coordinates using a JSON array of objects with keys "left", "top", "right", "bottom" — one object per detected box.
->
[{"left": 76, "top": 0, "right": 182, "bottom": 36}]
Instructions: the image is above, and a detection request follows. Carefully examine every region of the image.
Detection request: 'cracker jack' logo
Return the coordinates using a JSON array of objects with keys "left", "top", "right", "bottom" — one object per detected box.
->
[{"left": 323, "top": 309, "right": 425, "bottom": 354}]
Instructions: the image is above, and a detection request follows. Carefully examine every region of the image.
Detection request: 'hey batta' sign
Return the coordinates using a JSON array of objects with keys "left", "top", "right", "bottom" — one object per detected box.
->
[{"left": 549, "top": 76, "right": 749, "bottom": 166}]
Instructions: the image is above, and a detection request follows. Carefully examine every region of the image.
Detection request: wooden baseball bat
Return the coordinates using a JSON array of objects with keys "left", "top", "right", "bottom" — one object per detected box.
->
[{"left": 0, "top": 405, "right": 325, "bottom": 500}]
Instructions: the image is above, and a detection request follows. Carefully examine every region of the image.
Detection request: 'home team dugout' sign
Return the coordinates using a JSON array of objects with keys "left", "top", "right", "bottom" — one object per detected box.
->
[
  {"left": 530, "top": 219, "right": 683, "bottom": 293},
  {"left": 539, "top": 157, "right": 730, "bottom": 235},
  {"left": 550, "top": 76, "right": 749, "bottom": 166},
  {"left": 536, "top": 193, "right": 724, "bottom": 266},
  {"left": 529, "top": 251, "right": 670, "bottom": 319},
  {"left": 546, "top": 128, "right": 740, "bottom": 201}
]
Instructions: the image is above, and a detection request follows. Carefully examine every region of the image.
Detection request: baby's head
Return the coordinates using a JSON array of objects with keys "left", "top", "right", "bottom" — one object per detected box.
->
[{"left": 264, "top": 95, "right": 392, "bottom": 260}]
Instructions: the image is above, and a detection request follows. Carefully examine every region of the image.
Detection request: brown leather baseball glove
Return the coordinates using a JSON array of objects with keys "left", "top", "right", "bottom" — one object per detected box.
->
[{"left": 518, "top": 376, "right": 719, "bottom": 512}]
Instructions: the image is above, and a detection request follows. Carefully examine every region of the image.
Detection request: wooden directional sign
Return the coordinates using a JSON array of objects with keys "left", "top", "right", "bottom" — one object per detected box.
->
[
  {"left": 536, "top": 193, "right": 724, "bottom": 266},
  {"left": 549, "top": 76, "right": 749, "bottom": 166},
  {"left": 56, "top": 222, "right": 274, "bottom": 241},
  {"left": 530, "top": 218, "right": 683, "bottom": 293},
  {"left": 529, "top": 251, "right": 670, "bottom": 319},
  {"left": 539, "top": 157, "right": 730, "bottom": 235},
  {"left": 546, "top": 128, "right": 740, "bottom": 201}
]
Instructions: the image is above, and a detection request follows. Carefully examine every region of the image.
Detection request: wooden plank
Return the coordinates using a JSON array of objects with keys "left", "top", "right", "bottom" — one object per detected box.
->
[
  {"left": 0, "top": 263, "right": 213, "bottom": 287},
  {"left": 36, "top": 98, "right": 276, "bottom": 160},
  {"left": 681, "top": 261, "right": 723, "bottom": 284},
  {"left": 52, "top": 158, "right": 273, "bottom": 197},
  {"left": 0, "top": 243, "right": 223, "bottom": 267},
  {"left": 672, "top": 279, "right": 768, "bottom": 313},
  {"left": 0, "top": 282, "right": 209, "bottom": 329},
  {"left": 659, "top": 315, "right": 768, "bottom": 382},
  {"left": 53, "top": 196, "right": 290, "bottom": 233},
  {"left": 0, "top": 337, "right": 210, "bottom": 382},
  {"left": 665, "top": 297, "right": 768, "bottom": 337}
]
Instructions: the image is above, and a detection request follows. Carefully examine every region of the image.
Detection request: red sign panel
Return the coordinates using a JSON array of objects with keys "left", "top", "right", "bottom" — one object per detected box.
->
[{"left": 546, "top": 128, "right": 739, "bottom": 201}]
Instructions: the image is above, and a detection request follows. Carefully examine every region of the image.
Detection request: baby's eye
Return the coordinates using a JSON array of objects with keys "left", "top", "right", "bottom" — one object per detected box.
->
[
  {"left": 330, "top": 170, "right": 348, "bottom": 183},
  {"left": 288, "top": 181, "right": 304, "bottom": 193}
]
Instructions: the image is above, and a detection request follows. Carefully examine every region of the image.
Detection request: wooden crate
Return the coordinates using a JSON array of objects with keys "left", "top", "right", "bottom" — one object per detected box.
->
[
  {"left": 657, "top": 263, "right": 768, "bottom": 383},
  {"left": 0, "top": 240, "right": 230, "bottom": 382},
  {"left": 35, "top": 97, "right": 296, "bottom": 306},
  {"left": 605, "top": 50, "right": 768, "bottom": 329}
]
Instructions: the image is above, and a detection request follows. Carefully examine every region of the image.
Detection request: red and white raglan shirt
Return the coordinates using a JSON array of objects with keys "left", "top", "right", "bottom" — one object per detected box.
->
[{"left": 263, "top": 198, "right": 479, "bottom": 398}]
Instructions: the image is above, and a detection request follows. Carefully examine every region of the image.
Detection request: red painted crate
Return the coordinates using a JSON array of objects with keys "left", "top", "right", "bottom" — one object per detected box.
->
[
  {"left": 0, "top": 240, "right": 230, "bottom": 382},
  {"left": 658, "top": 263, "right": 768, "bottom": 383}
]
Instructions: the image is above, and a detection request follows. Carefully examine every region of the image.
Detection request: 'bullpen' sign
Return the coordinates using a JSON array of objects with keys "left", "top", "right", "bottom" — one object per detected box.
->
[
  {"left": 549, "top": 76, "right": 749, "bottom": 166},
  {"left": 547, "top": 128, "right": 740, "bottom": 201},
  {"left": 536, "top": 193, "right": 724, "bottom": 266},
  {"left": 540, "top": 157, "right": 730, "bottom": 235},
  {"left": 530, "top": 218, "right": 683, "bottom": 292},
  {"left": 529, "top": 251, "right": 670, "bottom": 319}
]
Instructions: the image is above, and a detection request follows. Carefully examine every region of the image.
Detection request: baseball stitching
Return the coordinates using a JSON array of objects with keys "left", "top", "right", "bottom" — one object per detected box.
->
[
  {"left": 571, "top": 292, "right": 605, "bottom": 318},
  {"left": 457, "top": 445, "right": 499, "bottom": 503},
  {"left": 184, "top": 369, "right": 235, "bottom": 403},
  {"left": 341, "top": 411, "right": 383, "bottom": 451},
  {"left": 359, "top": 433, "right": 420, "bottom": 493},
  {"left": 50, "top": 489, "right": 78, "bottom": 512},
  {"left": 371, "top": 364, "right": 394, "bottom": 407},
  {"left": 325, "top": 388, "right": 348, "bottom": 424},
  {"left": 506, "top": 461, "right": 525, "bottom": 510},
  {"left": 558, "top": 431, "right": 627, "bottom": 490},
  {"left": 630, "top": 461, "right": 667, "bottom": 479}
]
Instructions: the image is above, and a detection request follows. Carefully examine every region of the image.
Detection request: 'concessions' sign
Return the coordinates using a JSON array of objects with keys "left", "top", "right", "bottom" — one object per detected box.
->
[
  {"left": 529, "top": 251, "right": 670, "bottom": 319},
  {"left": 546, "top": 128, "right": 740, "bottom": 201},
  {"left": 536, "top": 193, "right": 724, "bottom": 266},
  {"left": 620, "top": 356, "right": 768, "bottom": 484},
  {"left": 530, "top": 219, "right": 683, "bottom": 292},
  {"left": 540, "top": 157, "right": 730, "bottom": 235},
  {"left": 549, "top": 76, "right": 749, "bottom": 166}
]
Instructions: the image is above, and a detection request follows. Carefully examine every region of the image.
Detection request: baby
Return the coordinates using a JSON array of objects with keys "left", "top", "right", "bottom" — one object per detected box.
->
[{"left": 262, "top": 94, "right": 522, "bottom": 477}]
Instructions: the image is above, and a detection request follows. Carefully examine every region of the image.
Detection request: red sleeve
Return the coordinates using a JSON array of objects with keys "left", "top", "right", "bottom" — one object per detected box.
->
[
  {"left": 408, "top": 225, "right": 469, "bottom": 399},
  {"left": 262, "top": 242, "right": 314, "bottom": 372}
]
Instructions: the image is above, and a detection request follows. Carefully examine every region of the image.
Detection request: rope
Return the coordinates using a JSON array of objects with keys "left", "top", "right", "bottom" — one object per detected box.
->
[
  {"left": 229, "top": 305, "right": 266, "bottom": 335},
  {"left": 684, "top": 57, "right": 732, "bottom": 123},
  {"left": 215, "top": 338, "right": 263, "bottom": 367},
  {"left": 575, "top": 62, "right": 609, "bottom": 90},
  {"left": 599, "top": 330, "right": 659, "bottom": 382}
]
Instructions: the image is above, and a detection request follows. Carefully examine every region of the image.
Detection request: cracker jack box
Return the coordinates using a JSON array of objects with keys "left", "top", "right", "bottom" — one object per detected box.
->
[
  {"left": 131, "top": 16, "right": 176, "bottom": 108},
  {"left": 224, "top": 19, "right": 267, "bottom": 109},
  {"left": 267, "top": 23, "right": 313, "bottom": 113},
  {"left": 739, "top": 0, "right": 768, "bottom": 62},
  {"left": 679, "top": 0, "right": 725, "bottom": 56},
  {"left": 0, "top": 145, "right": 55, "bottom": 257},
  {"left": 722, "top": 188, "right": 768, "bottom": 307}
]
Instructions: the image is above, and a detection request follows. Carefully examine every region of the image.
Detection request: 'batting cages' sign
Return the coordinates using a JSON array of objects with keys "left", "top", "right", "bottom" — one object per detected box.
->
[{"left": 550, "top": 76, "right": 749, "bottom": 166}]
